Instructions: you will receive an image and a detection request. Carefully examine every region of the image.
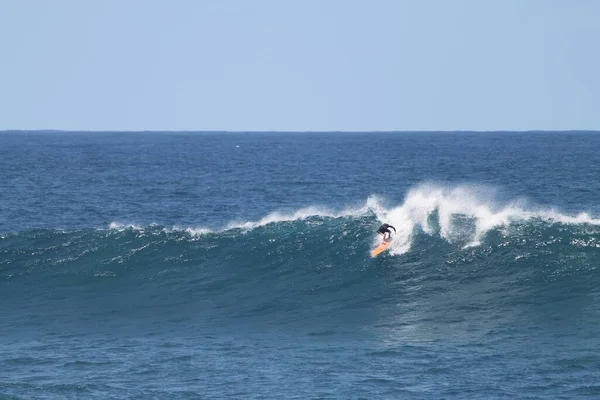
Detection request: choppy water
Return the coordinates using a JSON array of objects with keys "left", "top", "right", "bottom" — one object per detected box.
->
[{"left": 2, "top": 131, "right": 600, "bottom": 399}]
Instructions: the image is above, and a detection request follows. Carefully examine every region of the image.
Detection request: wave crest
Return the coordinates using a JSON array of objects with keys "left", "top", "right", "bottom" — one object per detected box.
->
[{"left": 98, "top": 183, "right": 600, "bottom": 257}]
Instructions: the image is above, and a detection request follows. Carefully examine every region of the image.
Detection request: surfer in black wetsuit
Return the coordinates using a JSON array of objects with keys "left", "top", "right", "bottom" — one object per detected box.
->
[{"left": 377, "top": 223, "right": 396, "bottom": 242}]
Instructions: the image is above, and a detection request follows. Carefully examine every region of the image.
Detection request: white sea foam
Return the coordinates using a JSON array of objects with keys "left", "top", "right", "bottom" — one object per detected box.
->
[
  {"left": 371, "top": 184, "right": 600, "bottom": 255},
  {"left": 183, "top": 227, "right": 213, "bottom": 236},
  {"left": 108, "top": 222, "right": 213, "bottom": 236},
  {"left": 108, "top": 221, "right": 143, "bottom": 231}
]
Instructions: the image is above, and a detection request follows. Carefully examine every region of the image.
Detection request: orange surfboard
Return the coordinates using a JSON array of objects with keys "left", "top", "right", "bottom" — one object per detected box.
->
[{"left": 371, "top": 240, "right": 392, "bottom": 257}]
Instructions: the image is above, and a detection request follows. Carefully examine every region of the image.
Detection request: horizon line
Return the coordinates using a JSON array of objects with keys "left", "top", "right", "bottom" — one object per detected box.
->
[{"left": 2, "top": 129, "right": 600, "bottom": 134}]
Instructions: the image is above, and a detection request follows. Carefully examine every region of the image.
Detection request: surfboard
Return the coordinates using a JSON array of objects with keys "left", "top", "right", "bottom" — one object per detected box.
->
[{"left": 371, "top": 240, "right": 392, "bottom": 257}]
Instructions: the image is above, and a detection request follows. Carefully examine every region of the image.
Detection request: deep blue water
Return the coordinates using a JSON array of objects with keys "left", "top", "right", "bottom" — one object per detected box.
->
[{"left": 1, "top": 131, "right": 600, "bottom": 399}]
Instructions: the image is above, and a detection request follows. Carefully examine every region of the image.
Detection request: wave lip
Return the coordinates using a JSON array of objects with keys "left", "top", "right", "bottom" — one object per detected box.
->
[{"left": 225, "top": 200, "right": 379, "bottom": 231}]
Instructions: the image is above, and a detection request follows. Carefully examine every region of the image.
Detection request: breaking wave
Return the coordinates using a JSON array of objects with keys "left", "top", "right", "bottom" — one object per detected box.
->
[{"left": 2, "top": 183, "right": 600, "bottom": 336}]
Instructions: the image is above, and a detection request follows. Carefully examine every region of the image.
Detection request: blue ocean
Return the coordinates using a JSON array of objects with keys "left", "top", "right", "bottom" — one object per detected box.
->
[{"left": 1, "top": 131, "right": 600, "bottom": 399}]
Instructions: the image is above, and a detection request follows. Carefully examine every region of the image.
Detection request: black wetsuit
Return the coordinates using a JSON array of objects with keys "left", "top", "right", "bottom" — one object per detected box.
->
[{"left": 377, "top": 223, "right": 396, "bottom": 236}]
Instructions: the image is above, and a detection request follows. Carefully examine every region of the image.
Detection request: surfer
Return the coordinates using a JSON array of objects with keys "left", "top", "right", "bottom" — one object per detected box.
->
[{"left": 377, "top": 223, "right": 396, "bottom": 242}]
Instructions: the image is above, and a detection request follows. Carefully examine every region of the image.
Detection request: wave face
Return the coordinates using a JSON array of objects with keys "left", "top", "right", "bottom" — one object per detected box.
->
[{"left": 3, "top": 185, "right": 600, "bottom": 341}]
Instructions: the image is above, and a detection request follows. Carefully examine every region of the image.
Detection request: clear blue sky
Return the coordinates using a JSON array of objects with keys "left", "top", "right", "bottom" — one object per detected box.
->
[{"left": 1, "top": 0, "right": 598, "bottom": 131}]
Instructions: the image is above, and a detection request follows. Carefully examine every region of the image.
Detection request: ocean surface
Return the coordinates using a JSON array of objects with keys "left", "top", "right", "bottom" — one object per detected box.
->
[{"left": 1, "top": 131, "right": 600, "bottom": 399}]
